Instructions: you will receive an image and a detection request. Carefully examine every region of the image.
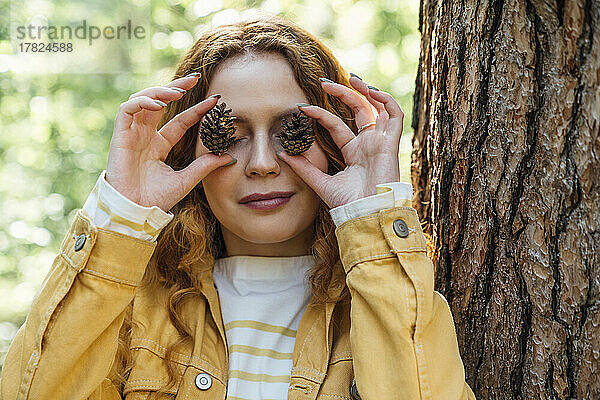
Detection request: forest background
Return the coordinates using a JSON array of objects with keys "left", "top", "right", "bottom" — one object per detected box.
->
[{"left": 0, "top": 0, "right": 420, "bottom": 369}]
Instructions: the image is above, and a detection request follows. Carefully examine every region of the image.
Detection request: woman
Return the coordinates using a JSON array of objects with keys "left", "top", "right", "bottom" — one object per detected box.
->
[{"left": 1, "top": 15, "right": 475, "bottom": 400}]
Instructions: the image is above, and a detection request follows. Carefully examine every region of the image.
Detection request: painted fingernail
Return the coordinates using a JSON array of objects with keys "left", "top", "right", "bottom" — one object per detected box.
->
[
  {"left": 319, "top": 77, "right": 335, "bottom": 84},
  {"left": 208, "top": 94, "right": 222, "bottom": 99},
  {"left": 170, "top": 87, "right": 186, "bottom": 93},
  {"left": 154, "top": 99, "right": 167, "bottom": 107},
  {"left": 224, "top": 157, "right": 237, "bottom": 166},
  {"left": 350, "top": 72, "right": 362, "bottom": 80},
  {"left": 186, "top": 72, "right": 202, "bottom": 77},
  {"left": 367, "top": 85, "right": 380, "bottom": 91},
  {"left": 296, "top": 103, "right": 311, "bottom": 108}
]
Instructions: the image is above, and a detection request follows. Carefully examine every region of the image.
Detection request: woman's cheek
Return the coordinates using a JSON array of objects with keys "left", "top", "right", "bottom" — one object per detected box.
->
[
  {"left": 203, "top": 175, "right": 236, "bottom": 221},
  {"left": 225, "top": 138, "right": 247, "bottom": 159}
]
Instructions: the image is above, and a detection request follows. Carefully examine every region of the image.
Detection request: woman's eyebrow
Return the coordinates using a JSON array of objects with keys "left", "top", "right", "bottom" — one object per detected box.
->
[{"left": 232, "top": 107, "right": 298, "bottom": 123}]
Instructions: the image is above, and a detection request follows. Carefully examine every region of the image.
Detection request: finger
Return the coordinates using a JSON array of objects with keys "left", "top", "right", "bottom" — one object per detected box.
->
[
  {"left": 176, "top": 152, "right": 235, "bottom": 196},
  {"left": 115, "top": 96, "right": 167, "bottom": 131},
  {"left": 318, "top": 79, "right": 376, "bottom": 131},
  {"left": 348, "top": 78, "right": 388, "bottom": 117},
  {"left": 164, "top": 73, "right": 203, "bottom": 91},
  {"left": 296, "top": 104, "right": 355, "bottom": 151},
  {"left": 276, "top": 151, "right": 331, "bottom": 201},
  {"left": 367, "top": 88, "right": 404, "bottom": 134},
  {"left": 158, "top": 95, "right": 221, "bottom": 148},
  {"left": 128, "top": 86, "right": 186, "bottom": 102},
  {"left": 348, "top": 79, "right": 389, "bottom": 131}
]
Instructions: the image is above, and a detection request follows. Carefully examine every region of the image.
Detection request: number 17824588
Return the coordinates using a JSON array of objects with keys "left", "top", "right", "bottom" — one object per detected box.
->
[{"left": 18, "top": 42, "right": 73, "bottom": 52}]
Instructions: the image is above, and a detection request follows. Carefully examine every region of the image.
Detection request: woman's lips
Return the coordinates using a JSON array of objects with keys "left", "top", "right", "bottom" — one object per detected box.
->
[{"left": 241, "top": 195, "right": 292, "bottom": 210}]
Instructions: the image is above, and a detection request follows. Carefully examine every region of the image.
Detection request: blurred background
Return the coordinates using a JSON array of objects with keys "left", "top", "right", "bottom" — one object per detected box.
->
[{"left": 0, "top": 0, "right": 420, "bottom": 369}]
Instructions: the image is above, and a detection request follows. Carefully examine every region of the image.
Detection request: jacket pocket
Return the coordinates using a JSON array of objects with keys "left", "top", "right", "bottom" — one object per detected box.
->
[
  {"left": 126, "top": 339, "right": 226, "bottom": 400},
  {"left": 124, "top": 344, "right": 183, "bottom": 397},
  {"left": 316, "top": 351, "right": 354, "bottom": 400}
]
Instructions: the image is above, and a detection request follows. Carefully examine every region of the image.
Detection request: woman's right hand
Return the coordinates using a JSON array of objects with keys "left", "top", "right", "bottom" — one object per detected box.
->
[{"left": 105, "top": 74, "right": 234, "bottom": 213}]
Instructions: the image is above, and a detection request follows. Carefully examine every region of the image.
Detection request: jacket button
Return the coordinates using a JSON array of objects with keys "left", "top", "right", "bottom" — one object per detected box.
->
[
  {"left": 74, "top": 234, "right": 87, "bottom": 251},
  {"left": 195, "top": 373, "right": 212, "bottom": 390},
  {"left": 350, "top": 377, "right": 361, "bottom": 399},
  {"left": 393, "top": 218, "right": 409, "bottom": 238}
]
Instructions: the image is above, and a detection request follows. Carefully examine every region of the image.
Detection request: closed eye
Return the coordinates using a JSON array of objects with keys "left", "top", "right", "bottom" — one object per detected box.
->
[{"left": 233, "top": 133, "right": 282, "bottom": 140}]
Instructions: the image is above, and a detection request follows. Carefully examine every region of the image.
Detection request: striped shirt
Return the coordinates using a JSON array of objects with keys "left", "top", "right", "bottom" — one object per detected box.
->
[
  {"left": 212, "top": 254, "right": 315, "bottom": 399},
  {"left": 80, "top": 169, "right": 413, "bottom": 398}
]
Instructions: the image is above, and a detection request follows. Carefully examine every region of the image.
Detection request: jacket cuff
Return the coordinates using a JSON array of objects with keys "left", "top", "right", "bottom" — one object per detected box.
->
[
  {"left": 334, "top": 206, "right": 427, "bottom": 274},
  {"left": 329, "top": 182, "right": 413, "bottom": 227},
  {"left": 82, "top": 170, "right": 174, "bottom": 242},
  {"left": 63, "top": 208, "right": 158, "bottom": 286}
]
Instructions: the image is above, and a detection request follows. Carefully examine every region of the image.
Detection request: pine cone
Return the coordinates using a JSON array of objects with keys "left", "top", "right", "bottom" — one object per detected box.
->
[
  {"left": 278, "top": 111, "right": 315, "bottom": 156},
  {"left": 199, "top": 102, "right": 242, "bottom": 156}
]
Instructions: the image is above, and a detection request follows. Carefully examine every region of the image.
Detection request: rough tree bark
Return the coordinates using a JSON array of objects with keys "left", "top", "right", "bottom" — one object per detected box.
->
[{"left": 411, "top": 0, "right": 599, "bottom": 399}]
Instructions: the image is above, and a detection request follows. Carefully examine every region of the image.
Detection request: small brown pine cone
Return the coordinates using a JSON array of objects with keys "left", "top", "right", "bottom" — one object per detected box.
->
[
  {"left": 278, "top": 111, "right": 315, "bottom": 156},
  {"left": 199, "top": 102, "right": 242, "bottom": 156}
]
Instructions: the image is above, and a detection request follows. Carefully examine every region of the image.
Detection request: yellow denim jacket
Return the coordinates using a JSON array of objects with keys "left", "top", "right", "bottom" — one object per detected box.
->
[{"left": 2, "top": 199, "right": 476, "bottom": 399}]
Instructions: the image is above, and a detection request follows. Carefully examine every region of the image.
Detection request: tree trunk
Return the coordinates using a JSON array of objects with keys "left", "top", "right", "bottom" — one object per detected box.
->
[{"left": 411, "top": 0, "right": 600, "bottom": 399}]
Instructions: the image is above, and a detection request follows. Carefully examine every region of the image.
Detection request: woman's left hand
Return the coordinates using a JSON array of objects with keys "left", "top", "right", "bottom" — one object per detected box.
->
[{"left": 276, "top": 75, "right": 403, "bottom": 209}]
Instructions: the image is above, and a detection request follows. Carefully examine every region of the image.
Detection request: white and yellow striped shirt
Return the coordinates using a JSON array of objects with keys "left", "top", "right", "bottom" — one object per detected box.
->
[
  {"left": 81, "top": 169, "right": 413, "bottom": 399},
  {"left": 212, "top": 254, "right": 315, "bottom": 399}
]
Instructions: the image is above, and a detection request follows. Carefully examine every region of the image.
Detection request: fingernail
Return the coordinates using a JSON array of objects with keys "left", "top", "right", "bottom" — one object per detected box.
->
[
  {"left": 208, "top": 94, "right": 222, "bottom": 99},
  {"left": 224, "top": 157, "right": 237, "bottom": 166},
  {"left": 367, "top": 85, "right": 380, "bottom": 91},
  {"left": 296, "top": 103, "right": 311, "bottom": 108},
  {"left": 186, "top": 72, "right": 202, "bottom": 77},
  {"left": 170, "top": 87, "right": 186, "bottom": 93},
  {"left": 350, "top": 72, "right": 362, "bottom": 80},
  {"left": 319, "top": 77, "right": 335, "bottom": 84},
  {"left": 154, "top": 99, "right": 167, "bottom": 107}
]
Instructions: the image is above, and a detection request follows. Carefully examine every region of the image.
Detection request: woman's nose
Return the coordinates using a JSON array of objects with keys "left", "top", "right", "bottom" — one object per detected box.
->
[{"left": 244, "top": 134, "right": 282, "bottom": 177}]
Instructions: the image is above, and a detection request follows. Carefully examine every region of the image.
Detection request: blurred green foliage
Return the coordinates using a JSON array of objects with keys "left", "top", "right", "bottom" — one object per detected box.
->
[{"left": 0, "top": 0, "right": 420, "bottom": 369}]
